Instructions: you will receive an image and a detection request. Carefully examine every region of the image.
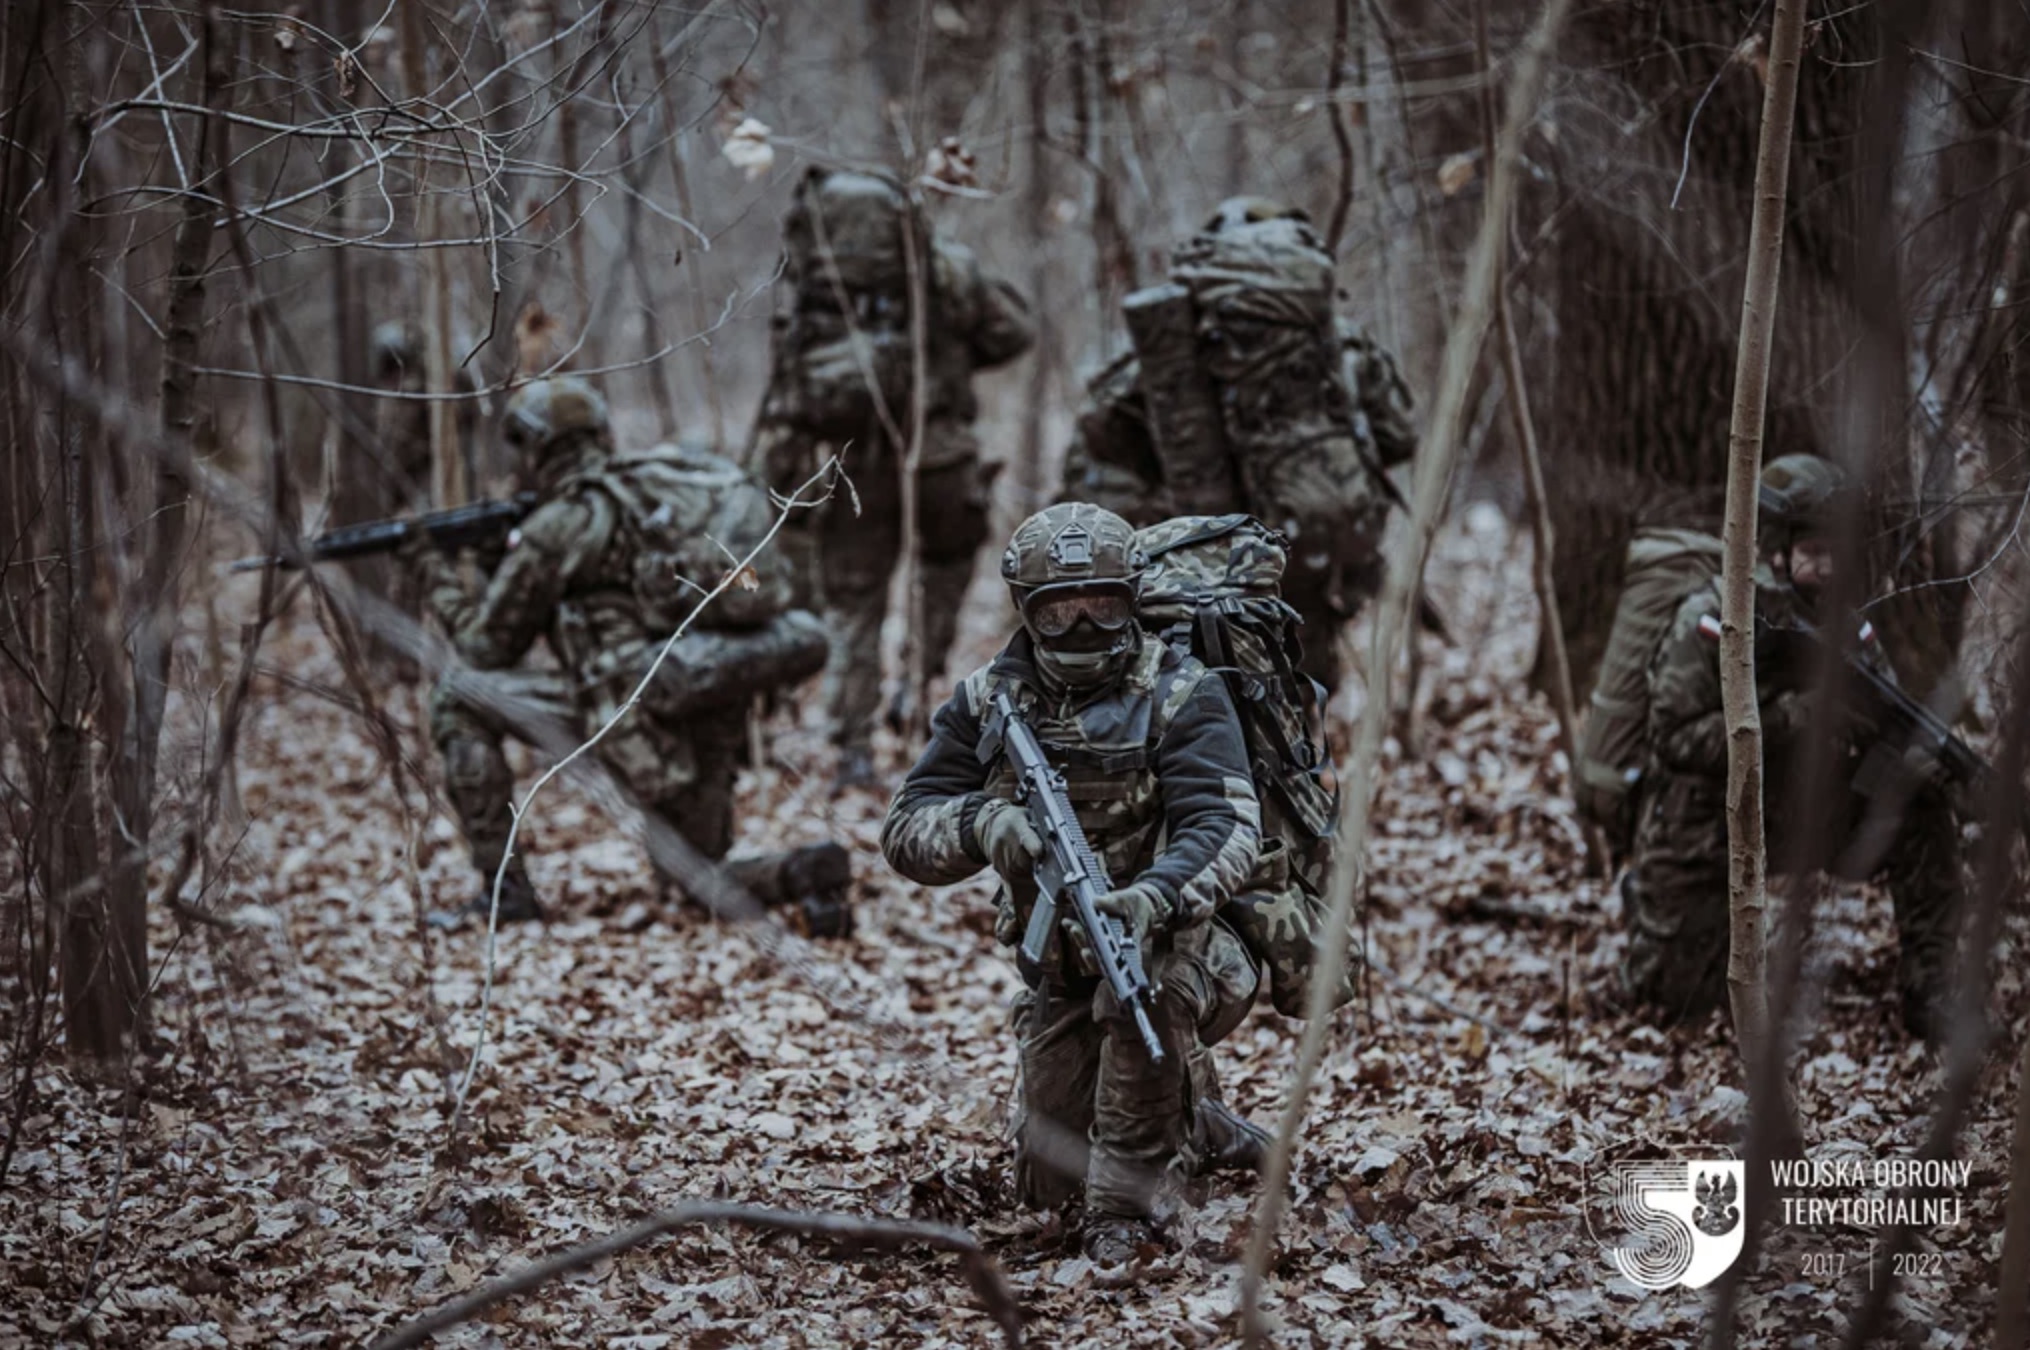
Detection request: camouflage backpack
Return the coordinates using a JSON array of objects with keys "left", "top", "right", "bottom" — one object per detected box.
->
[
  {"left": 770, "top": 168, "right": 926, "bottom": 440},
  {"left": 1129, "top": 206, "right": 1400, "bottom": 600},
  {"left": 1575, "top": 527, "right": 1725, "bottom": 847},
  {"left": 1134, "top": 513, "right": 1351, "bottom": 1016}
]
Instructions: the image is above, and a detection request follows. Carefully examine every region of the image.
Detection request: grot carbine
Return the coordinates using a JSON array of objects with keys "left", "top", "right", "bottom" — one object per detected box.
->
[
  {"left": 993, "top": 691, "right": 1165, "bottom": 1063},
  {"left": 229, "top": 493, "right": 538, "bottom": 572},
  {"left": 1772, "top": 616, "right": 1987, "bottom": 800}
]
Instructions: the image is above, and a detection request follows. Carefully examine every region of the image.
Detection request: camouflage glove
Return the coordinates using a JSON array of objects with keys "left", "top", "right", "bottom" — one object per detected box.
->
[
  {"left": 1093, "top": 883, "right": 1166, "bottom": 947},
  {"left": 973, "top": 799, "right": 1043, "bottom": 887},
  {"left": 1068, "top": 882, "right": 1167, "bottom": 973}
]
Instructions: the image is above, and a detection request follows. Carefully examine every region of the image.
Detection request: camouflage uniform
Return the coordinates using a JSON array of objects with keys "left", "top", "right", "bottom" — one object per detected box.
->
[
  {"left": 421, "top": 378, "right": 842, "bottom": 927},
  {"left": 1619, "top": 572, "right": 1966, "bottom": 1034},
  {"left": 1060, "top": 199, "right": 1418, "bottom": 690},
  {"left": 882, "top": 504, "right": 1265, "bottom": 1255},
  {"left": 747, "top": 170, "right": 1034, "bottom": 777}
]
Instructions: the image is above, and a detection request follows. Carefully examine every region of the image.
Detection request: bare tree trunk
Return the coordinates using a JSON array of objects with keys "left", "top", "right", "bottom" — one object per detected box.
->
[
  {"left": 1719, "top": 0, "right": 1808, "bottom": 1084},
  {"left": 1014, "top": 0, "right": 1055, "bottom": 510},
  {"left": 1998, "top": 1031, "right": 2030, "bottom": 1349},
  {"left": 1239, "top": 0, "right": 1573, "bottom": 1338},
  {"left": 1477, "top": 0, "right": 1597, "bottom": 874},
  {"left": 650, "top": 16, "right": 725, "bottom": 449},
  {"left": 398, "top": 0, "right": 465, "bottom": 507}
]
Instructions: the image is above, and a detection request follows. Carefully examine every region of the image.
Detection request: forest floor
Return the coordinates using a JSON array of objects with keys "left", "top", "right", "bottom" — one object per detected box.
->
[{"left": 2, "top": 508, "right": 2024, "bottom": 1349}]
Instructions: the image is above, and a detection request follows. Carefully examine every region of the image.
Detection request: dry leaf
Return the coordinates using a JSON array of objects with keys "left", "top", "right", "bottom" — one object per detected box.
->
[
  {"left": 1437, "top": 152, "right": 1478, "bottom": 197},
  {"left": 922, "top": 137, "right": 978, "bottom": 192},
  {"left": 720, "top": 117, "right": 776, "bottom": 180},
  {"left": 731, "top": 565, "right": 760, "bottom": 593}
]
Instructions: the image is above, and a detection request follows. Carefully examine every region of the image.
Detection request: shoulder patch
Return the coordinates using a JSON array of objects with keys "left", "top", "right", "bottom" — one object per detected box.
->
[
  {"left": 1697, "top": 613, "right": 1723, "bottom": 644},
  {"left": 505, "top": 527, "right": 523, "bottom": 552}
]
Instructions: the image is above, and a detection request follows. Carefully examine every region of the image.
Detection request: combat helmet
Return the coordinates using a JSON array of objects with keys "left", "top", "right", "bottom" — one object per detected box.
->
[
  {"left": 503, "top": 376, "right": 611, "bottom": 465},
  {"left": 1758, "top": 454, "right": 1854, "bottom": 545},
  {"left": 1001, "top": 503, "right": 1146, "bottom": 687}
]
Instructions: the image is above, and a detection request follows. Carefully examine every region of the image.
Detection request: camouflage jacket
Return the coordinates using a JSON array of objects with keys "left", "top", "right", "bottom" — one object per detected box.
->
[
  {"left": 749, "top": 236, "right": 1033, "bottom": 488},
  {"left": 422, "top": 442, "right": 790, "bottom": 679},
  {"left": 1645, "top": 572, "right": 1887, "bottom": 785},
  {"left": 1060, "top": 319, "right": 1417, "bottom": 524},
  {"left": 882, "top": 631, "right": 1263, "bottom": 937}
]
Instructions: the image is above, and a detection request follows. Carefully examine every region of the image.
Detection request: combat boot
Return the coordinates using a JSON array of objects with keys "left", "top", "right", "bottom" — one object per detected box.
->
[
  {"left": 725, "top": 842, "right": 855, "bottom": 938},
  {"left": 1194, "top": 1097, "right": 1272, "bottom": 1176},
  {"left": 430, "top": 860, "right": 544, "bottom": 929},
  {"left": 1083, "top": 1216, "right": 1162, "bottom": 1274}
]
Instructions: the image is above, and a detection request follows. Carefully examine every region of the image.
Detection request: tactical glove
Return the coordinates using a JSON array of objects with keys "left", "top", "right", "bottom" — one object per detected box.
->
[
  {"left": 1093, "top": 882, "right": 1166, "bottom": 945},
  {"left": 973, "top": 799, "right": 1044, "bottom": 886}
]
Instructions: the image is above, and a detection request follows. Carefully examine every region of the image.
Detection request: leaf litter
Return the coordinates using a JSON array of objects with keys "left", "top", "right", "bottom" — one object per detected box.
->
[{"left": 1, "top": 512, "right": 2022, "bottom": 1348}]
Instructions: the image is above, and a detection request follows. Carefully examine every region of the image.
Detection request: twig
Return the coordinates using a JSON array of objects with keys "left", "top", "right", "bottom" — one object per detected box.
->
[
  {"left": 364, "top": 1200, "right": 1023, "bottom": 1350},
  {"left": 1238, "top": 1, "right": 1573, "bottom": 1340},
  {"left": 1324, "top": 0, "right": 1358, "bottom": 255}
]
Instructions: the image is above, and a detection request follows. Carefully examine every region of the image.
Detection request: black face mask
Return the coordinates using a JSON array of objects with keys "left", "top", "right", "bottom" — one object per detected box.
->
[{"left": 1030, "top": 614, "right": 1135, "bottom": 689}]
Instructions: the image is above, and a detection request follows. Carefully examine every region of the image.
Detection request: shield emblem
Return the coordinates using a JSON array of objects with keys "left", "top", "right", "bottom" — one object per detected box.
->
[{"left": 1608, "top": 1159, "right": 1747, "bottom": 1291}]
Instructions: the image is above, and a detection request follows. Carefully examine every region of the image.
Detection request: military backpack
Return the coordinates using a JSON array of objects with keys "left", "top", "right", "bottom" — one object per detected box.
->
[
  {"left": 1134, "top": 513, "right": 1352, "bottom": 1016},
  {"left": 1575, "top": 527, "right": 1725, "bottom": 847},
  {"left": 771, "top": 168, "right": 926, "bottom": 440}
]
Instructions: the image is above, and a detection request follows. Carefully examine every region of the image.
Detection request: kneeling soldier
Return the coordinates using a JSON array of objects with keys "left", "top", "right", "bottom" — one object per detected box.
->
[
  {"left": 881, "top": 503, "right": 1267, "bottom": 1267},
  {"left": 416, "top": 376, "right": 848, "bottom": 933}
]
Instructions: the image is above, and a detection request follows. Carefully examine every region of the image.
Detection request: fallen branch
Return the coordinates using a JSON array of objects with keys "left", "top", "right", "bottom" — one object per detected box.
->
[
  {"left": 364, "top": 1201, "right": 1023, "bottom": 1350},
  {"left": 1238, "top": 0, "right": 1572, "bottom": 1340}
]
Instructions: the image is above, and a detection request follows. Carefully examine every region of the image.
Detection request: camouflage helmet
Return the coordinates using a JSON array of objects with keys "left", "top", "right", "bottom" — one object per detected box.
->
[
  {"left": 1758, "top": 454, "right": 1853, "bottom": 541},
  {"left": 370, "top": 320, "right": 422, "bottom": 380},
  {"left": 1001, "top": 501, "right": 1146, "bottom": 594},
  {"left": 1002, "top": 504, "right": 1146, "bottom": 681},
  {"left": 1201, "top": 196, "right": 1310, "bottom": 233},
  {"left": 503, "top": 376, "right": 611, "bottom": 461}
]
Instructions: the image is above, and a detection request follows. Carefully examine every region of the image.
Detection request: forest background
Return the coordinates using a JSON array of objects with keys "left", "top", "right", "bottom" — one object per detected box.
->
[{"left": 4, "top": 0, "right": 2030, "bottom": 1346}]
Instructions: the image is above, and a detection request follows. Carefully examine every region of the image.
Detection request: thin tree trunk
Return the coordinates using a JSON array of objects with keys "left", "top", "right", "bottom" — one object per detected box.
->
[
  {"left": 1719, "top": 0, "right": 1808, "bottom": 1085},
  {"left": 1997, "top": 1031, "right": 2030, "bottom": 1348},
  {"left": 651, "top": 14, "right": 725, "bottom": 450},
  {"left": 1015, "top": 0, "right": 1054, "bottom": 509},
  {"left": 1477, "top": 1, "right": 1598, "bottom": 875},
  {"left": 398, "top": 0, "right": 465, "bottom": 507},
  {"left": 1324, "top": 0, "right": 1357, "bottom": 255},
  {"left": 1238, "top": 0, "right": 1572, "bottom": 1338}
]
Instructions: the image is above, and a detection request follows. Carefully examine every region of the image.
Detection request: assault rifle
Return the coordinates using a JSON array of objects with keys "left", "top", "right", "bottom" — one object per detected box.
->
[
  {"left": 228, "top": 493, "right": 538, "bottom": 573},
  {"left": 1774, "top": 617, "right": 1988, "bottom": 801},
  {"left": 993, "top": 691, "right": 1165, "bottom": 1063}
]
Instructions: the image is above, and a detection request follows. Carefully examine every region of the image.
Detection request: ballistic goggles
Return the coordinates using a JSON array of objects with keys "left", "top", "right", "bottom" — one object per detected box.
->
[{"left": 1019, "top": 580, "right": 1138, "bottom": 639}]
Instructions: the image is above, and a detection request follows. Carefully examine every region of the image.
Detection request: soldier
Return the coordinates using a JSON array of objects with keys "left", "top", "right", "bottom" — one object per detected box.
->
[
  {"left": 415, "top": 376, "right": 847, "bottom": 933},
  {"left": 1619, "top": 454, "right": 1966, "bottom": 1037},
  {"left": 747, "top": 167, "right": 1034, "bottom": 792},
  {"left": 881, "top": 503, "right": 1270, "bottom": 1268},
  {"left": 1060, "top": 197, "right": 1418, "bottom": 690},
  {"left": 367, "top": 320, "right": 474, "bottom": 507}
]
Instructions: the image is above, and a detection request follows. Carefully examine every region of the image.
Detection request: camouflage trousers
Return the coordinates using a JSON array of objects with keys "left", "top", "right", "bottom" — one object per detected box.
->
[
  {"left": 818, "top": 437, "right": 990, "bottom": 753},
  {"left": 1012, "top": 919, "right": 1259, "bottom": 1222},
  {"left": 1619, "top": 770, "right": 1965, "bottom": 1029},
  {"left": 429, "top": 666, "right": 779, "bottom": 896}
]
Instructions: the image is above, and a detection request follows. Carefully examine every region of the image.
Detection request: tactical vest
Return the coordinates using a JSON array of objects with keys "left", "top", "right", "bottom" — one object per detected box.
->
[{"left": 968, "top": 634, "right": 1203, "bottom": 900}]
